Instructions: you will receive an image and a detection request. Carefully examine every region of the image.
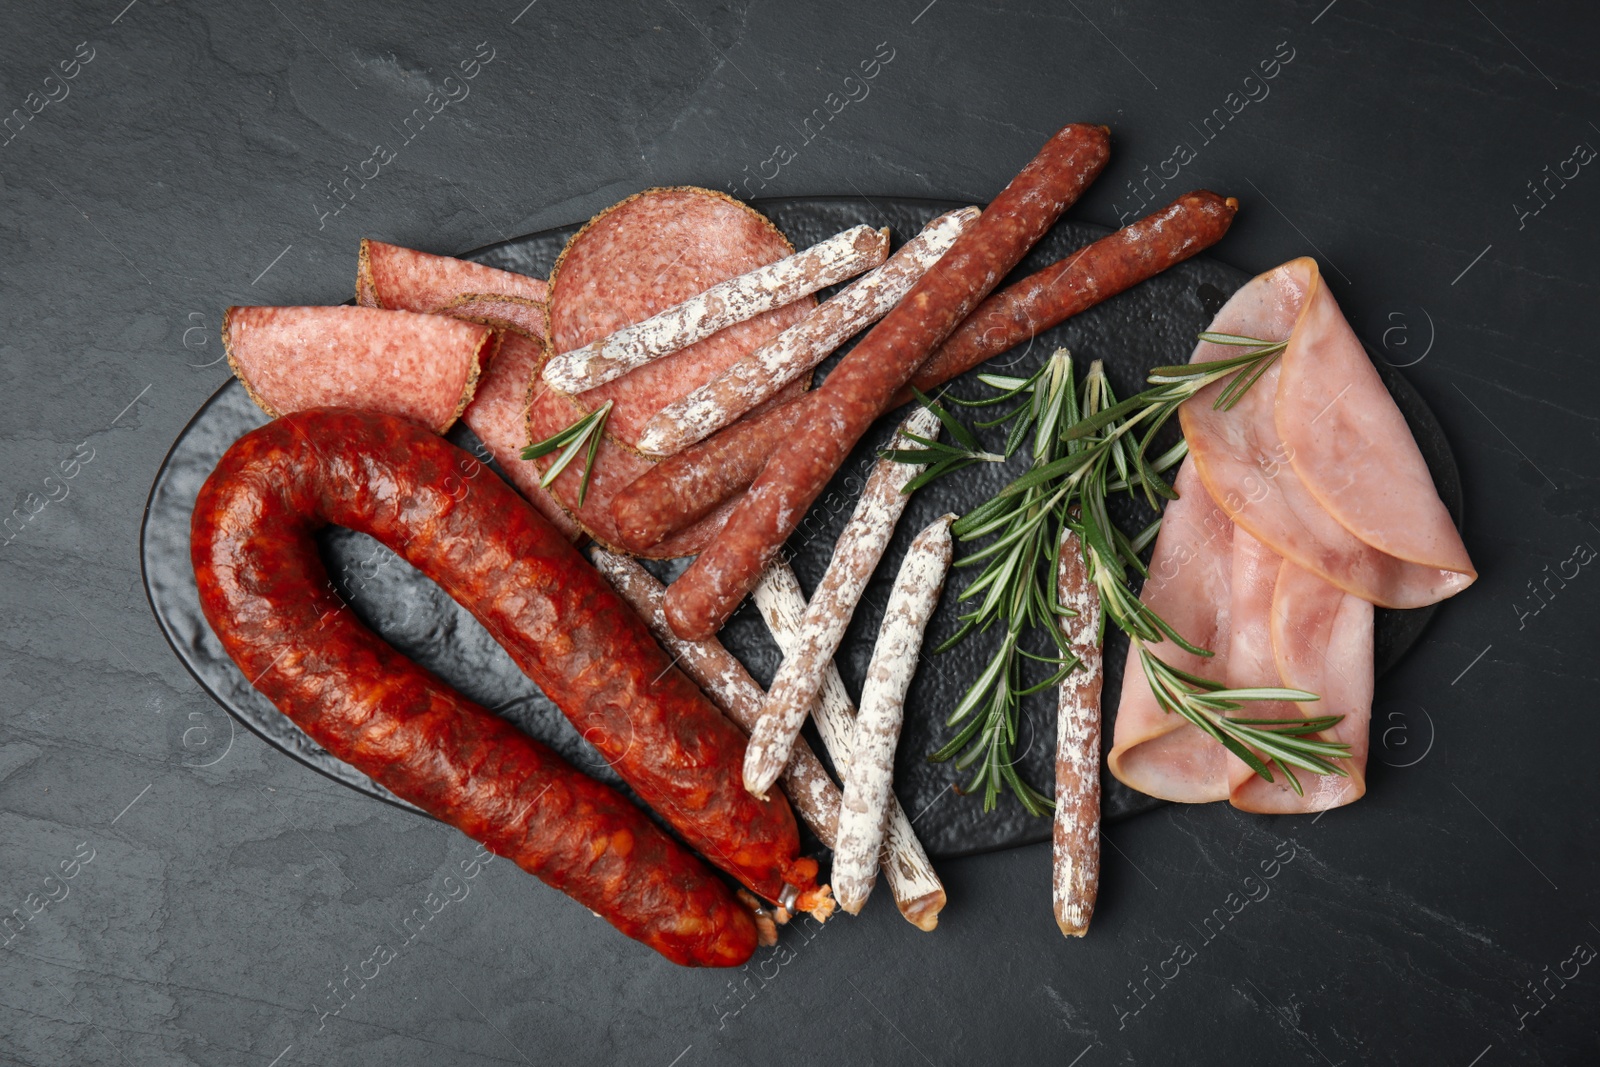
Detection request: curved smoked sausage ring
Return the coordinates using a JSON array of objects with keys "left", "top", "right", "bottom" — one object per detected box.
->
[{"left": 191, "top": 408, "right": 826, "bottom": 966}]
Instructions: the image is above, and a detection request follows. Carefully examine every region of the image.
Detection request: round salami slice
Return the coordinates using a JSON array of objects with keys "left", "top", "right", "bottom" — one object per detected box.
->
[
  {"left": 525, "top": 356, "right": 739, "bottom": 558},
  {"left": 533, "top": 187, "right": 815, "bottom": 555},
  {"left": 223, "top": 305, "right": 493, "bottom": 434},
  {"left": 357, "top": 239, "right": 547, "bottom": 312},
  {"left": 459, "top": 329, "right": 582, "bottom": 542}
]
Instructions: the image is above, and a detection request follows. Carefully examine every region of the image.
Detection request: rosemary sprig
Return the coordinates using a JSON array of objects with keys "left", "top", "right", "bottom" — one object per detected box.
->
[
  {"left": 1133, "top": 643, "right": 1349, "bottom": 795},
  {"left": 520, "top": 400, "right": 612, "bottom": 506},
  {"left": 892, "top": 335, "right": 1349, "bottom": 809}
]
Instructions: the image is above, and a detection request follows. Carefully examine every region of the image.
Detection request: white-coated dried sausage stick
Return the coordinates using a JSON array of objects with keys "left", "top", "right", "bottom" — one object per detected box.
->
[
  {"left": 752, "top": 562, "right": 946, "bottom": 930},
  {"left": 832, "top": 514, "right": 954, "bottom": 915},
  {"left": 636, "top": 208, "right": 980, "bottom": 456},
  {"left": 589, "top": 546, "right": 842, "bottom": 850},
  {"left": 742, "top": 405, "right": 942, "bottom": 799},
  {"left": 542, "top": 225, "right": 890, "bottom": 393},
  {"left": 1053, "top": 524, "right": 1103, "bottom": 937}
]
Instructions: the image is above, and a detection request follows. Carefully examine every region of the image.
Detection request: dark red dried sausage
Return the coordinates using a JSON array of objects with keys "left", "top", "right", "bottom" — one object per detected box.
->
[
  {"left": 610, "top": 190, "right": 1238, "bottom": 556},
  {"left": 191, "top": 409, "right": 827, "bottom": 965},
  {"left": 662, "top": 122, "right": 1111, "bottom": 640}
]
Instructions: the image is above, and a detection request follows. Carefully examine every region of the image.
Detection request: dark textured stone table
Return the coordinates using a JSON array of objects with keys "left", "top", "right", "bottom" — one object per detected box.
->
[{"left": 3, "top": 2, "right": 1596, "bottom": 1064}]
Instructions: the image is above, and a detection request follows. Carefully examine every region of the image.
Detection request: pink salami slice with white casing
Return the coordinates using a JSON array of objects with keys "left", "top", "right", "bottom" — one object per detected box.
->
[
  {"left": 1277, "top": 262, "right": 1475, "bottom": 577},
  {"left": 1251, "top": 559, "right": 1373, "bottom": 813},
  {"left": 357, "top": 239, "right": 547, "bottom": 312},
  {"left": 1106, "top": 458, "right": 1235, "bottom": 803},
  {"left": 533, "top": 187, "right": 815, "bottom": 555},
  {"left": 223, "top": 305, "right": 493, "bottom": 434},
  {"left": 1179, "top": 258, "right": 1474, "bottom": 609}
]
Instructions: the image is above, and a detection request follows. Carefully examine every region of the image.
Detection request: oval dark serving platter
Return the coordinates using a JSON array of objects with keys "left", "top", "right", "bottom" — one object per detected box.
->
[{"left": 141, "top": 195, "right": 1464, "bottom": 860}]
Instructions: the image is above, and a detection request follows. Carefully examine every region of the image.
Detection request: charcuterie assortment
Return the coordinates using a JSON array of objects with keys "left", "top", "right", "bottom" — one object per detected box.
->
[{"left": 166, "top": 121, "right": 1473, "bottom": 963}]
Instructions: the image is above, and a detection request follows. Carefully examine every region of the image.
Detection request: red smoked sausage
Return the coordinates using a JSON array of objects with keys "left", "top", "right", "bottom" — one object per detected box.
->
[
  {"left": 191, "top": 409, "right": 828, "bottom": 966},
  {"left": 610, "top": 190, "right": 1238, "bottom": 556},
  {"left": 663, "top": 123, "right": 1112, "bottom": 638}
]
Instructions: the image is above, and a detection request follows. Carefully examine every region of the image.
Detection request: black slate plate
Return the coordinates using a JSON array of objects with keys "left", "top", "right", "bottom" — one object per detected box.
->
[{"left": 140, "top": 196, "right": 1464, "bottom": 860}]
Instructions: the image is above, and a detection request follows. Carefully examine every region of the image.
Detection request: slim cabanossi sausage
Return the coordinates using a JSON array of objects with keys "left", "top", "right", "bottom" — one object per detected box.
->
[
  {"left": 742, "top": 407, "right": 941, "bottom": 799},
  {"left": 751, "top": 564, "right": 947, "bottom": 930},
  {"left": 1053, "top": 522, "right": 1102, "bottom": 938},
  {"left": 914, "top": 191, "right": 1238, "bottom": 388},
  {"left": 663, "top": 123, "right": 1113, "bottom": 639},
  {"left": 191, "top": 409, "right": 829, "bottom": 966},
  {"left": 610, "top": 189, "right": 1236, "bottom": 556},
  {"left": 832, "top": 514, "right": 954, "bottom": 915}
]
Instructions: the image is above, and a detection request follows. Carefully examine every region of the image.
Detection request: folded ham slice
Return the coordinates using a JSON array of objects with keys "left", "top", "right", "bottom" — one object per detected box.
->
[
  {"left": 1224, "top": 532, "right": 1370, "bottom": 813},
  {"left": 1179, "top": 258, "right": 1474, "bottom": 608},
  {"left": 1277, "top": 267, "right": 1473, "bottom": 577},
  {"left": 1257, "top": 561, "right": 1373, "bottom": 812},
  {"left": 1106, "top": 458, "right": 1234, "bottom": 803}
]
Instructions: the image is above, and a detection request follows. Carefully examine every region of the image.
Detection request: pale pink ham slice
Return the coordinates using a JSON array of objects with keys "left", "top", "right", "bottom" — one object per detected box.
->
[
  {"left": 459, "top": 330, "right": 582, "bottom": 542},
  {"left": 356, "top": 240, "right": 547, "bottom": 312},
  {"left": 1248, "top": 560, "right": 1372, "bottom": 813},
  {"left": 1277, "top": 265, "right": 1474, "bottom": 577},
  {"left": 1106, "top": 458, "right": 1235, "bottom": 803},
  {"left": 223, "top": 305, "right": 492, "bottom": 434},
  {"left": 1222, "top": 531, "right": 1365, "bottom": 812},
  {"left": 1179, "top": 258, "right": 1473, "bottom": 608},
  {"left": 1222, "top": 527, "right": 1297, "bottom": 750}
]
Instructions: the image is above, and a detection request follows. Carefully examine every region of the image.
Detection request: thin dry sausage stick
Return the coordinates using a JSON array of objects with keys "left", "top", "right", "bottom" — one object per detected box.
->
[
  {"left": 662, "top": 123, "right": 1110, "bottom": 639},
  {"left": 637, "top": 208, "right": 980, "bottom": 456},
  {"left": 1053, "top": 522, "right": 1103, "bottom": 938},
  {"left": 915, "top": 191, "right": 1238, "bottom": 389},
  {"left": 588, "top": 546, "right": 841, "bottom": 849},
  {"left": 191, "top": 410, "right": 785, "bottom": 965},
  {"left": 609, "top": 189, "right": 1237, "bottom": 554},
  {"left": 742, "top": 406, "right": 941, "bottom": 798},
  {"left": 542, "top": 225, "right": 890, "bottom": 394},
  {"left": 752, "top": 562, "right": 946, "bottom": 931},
  {"left": 833, "top": 515, "right": 954, "bottom": 915}
]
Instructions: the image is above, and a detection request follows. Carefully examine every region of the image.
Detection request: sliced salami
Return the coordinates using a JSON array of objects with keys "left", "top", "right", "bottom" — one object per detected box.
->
[
  {"left": 523, "top": 347, "right": 741, "bottom": 558},
  {"left": 441, "top": 293, "right": 548, "bottom": 340},
  {"left": 637, "top": 208, "right": 980, "bottom": 457},
  {"left": 223, "top": 305, "right": 493, "bottom": 434},
  {"left": 460, "top": 330, "right": 582, "bottom": 541},
  {"left": 529, "top": 187, "right": 817, "bottom": 555},
  {"left": 356, "top": 239, "right": 547, "bottom": 312},
  {"left": 545, "top": 186, "right": 815, "bottom": 449},
  {"left": 544, "top": 224, "right": 890, "bottom": 395}
]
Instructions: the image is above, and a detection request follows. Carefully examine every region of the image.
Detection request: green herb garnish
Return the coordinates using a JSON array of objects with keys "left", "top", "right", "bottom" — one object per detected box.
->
[
  {"left": 520, "top": 400, "right": 612, "bottom": 506},
  {"left": 890, "top": 336, "right": 1347, "bottom": 813}
]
